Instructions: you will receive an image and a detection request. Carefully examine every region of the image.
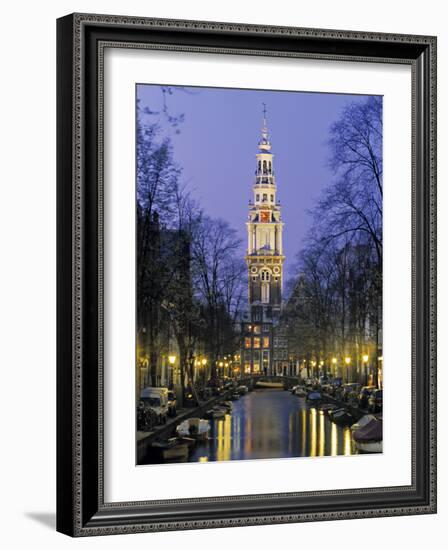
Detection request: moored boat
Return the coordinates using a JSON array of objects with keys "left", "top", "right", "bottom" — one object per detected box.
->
[
  {"left": 352, "top": 416, "right": 383, "bottom": 453},
  {"left": 329, "top": 408, "right": 354, "bottom": 425},
  {"left": 206, "top": 407, "right": 226, "bottom": 419},
  {"left": 350, "top": 414, "right": 377, "bottom": 432},
  {"left": 319, "top": 403, "right": 339, "bottom": 414},
  {"left": 176, "top": 417, "right": 210, "bottom": 440},
  {"left": 306, "top": 390, "right": 322, "bottom": 402}
]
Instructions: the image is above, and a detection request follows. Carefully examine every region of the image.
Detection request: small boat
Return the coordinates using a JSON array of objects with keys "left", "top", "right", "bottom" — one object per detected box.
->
[
  {"left": 350, "top": 414, "right": 377, "bottom": 432},
  {"left": 206, "top": 408, "right": 226, "bottom": 419},
  {"left": 306, "top": 391, "right": 322, "bottom": 402},
  {"left": 352, "top": 417, "right": 383, "bottom": 453},
  {"left": 237, "top": 385, "right": 249, "bottom": 395},
  {"left": 295, "top": 388, "right": 307, "bottom": 398},
  {"left": 151, "top": 438, "right": 189, "bottom": 460},
  {"left": 255, "top": 381, "right": 284, "bottom": 389},
  {"left": 319, "top": 403, "right": 339, "bottom": 414},
  {"left": 220, "top": 400, "right": 233, "bottom": 411},
  {"left": 177, "top": 436, "right": 196, "bottom": 448},
  {"left": 329, "top": 408, "right": 354, "bottom": 425},
  {"left": 176, "top": 417, "right": 210, "bottom": 440},
  {"left": 229, "top": 392, "right": 240, "bottom": 400}
]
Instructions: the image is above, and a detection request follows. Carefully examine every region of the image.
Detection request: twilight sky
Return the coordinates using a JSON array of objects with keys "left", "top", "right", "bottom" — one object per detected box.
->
[{"left": 137, "top": 84, "right": 377, "bottom": 278}]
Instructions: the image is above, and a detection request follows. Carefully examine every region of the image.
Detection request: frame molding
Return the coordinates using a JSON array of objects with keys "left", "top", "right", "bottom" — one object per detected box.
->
[{"left": 57, "top": 13, "right": 437, "bottom": 536}]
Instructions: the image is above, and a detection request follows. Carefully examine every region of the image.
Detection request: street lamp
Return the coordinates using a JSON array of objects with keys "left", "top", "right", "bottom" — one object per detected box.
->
[
  {"left": 168, "top": 355, "right": 176, "bottom": 389},
  {"left": 362, "top": 354, "right": 369, "bottom": 385}
]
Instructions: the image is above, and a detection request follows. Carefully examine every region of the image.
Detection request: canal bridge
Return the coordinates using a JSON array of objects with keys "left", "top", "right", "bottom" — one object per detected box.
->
[{"left": 241, "top": 375, "right": 300, "bottom": 390}]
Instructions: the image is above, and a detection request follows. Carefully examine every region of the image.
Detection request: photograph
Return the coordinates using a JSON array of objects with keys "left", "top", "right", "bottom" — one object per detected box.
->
[{"left": 135, "top": 84, "right": 384, "bottom": 465}]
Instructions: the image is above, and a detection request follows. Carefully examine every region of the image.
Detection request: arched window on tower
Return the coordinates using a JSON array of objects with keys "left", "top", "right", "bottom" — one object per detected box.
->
[
  {"left": 260, "top": 269, "right": 270, "bottom": 282},
  {"left": 269, "top": 161, "right": 272, "bottom": 173},
  {"left": 258, "top": 160, "right": 261, "bottom": 173},
  {"left": 263, "top": 160, "right": 267, "bottom": 174}
]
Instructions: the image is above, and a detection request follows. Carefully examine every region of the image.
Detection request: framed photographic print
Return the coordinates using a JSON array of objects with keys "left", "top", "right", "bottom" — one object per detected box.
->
[{"left": 57, "top": 13, "right": 437, "bottom": 536}]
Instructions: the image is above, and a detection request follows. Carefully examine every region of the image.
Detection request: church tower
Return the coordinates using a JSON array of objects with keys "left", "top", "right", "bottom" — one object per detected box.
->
[{"left": 242, "top": 106, "right": 286, "bottom": 376}]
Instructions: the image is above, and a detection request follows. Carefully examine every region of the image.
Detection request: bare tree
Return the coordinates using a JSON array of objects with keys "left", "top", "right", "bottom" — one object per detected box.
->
[
  {"left": 284, "top": 96, "right": 383, "bottom": 384},
  {"left": 192, "top": 217, "right": 246, "bottom": 377}
]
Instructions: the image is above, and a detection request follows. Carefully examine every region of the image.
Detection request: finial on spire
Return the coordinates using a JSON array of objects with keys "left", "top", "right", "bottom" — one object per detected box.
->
[{"left": 259, "top": 102, "right": 271, "bottom": 151}]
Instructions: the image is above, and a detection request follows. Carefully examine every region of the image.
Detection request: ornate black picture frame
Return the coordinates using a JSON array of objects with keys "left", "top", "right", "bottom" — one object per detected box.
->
[{"left": 57, "top": 13, "right": 437, "bottom": 536}]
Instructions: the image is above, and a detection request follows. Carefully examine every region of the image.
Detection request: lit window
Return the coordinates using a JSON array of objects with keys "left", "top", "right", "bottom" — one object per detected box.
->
[
  {"left": 263, "top": 337, "right": 270, "bottom": 348},
  {"left": 245, "top": 338, "right": 251, "bottom": 349},
  {"left": 253, "top": 337, "right": 261, "bottom": 348},
  {"left": 253, "top": 325, "right": 261, "bottom": 334}
]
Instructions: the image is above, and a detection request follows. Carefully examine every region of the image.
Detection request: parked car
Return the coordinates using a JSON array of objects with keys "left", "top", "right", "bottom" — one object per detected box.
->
[
  {"left": 368, "top": 389, "right": 383, "bottom": 413},
  {"left": 358, "top": 386, "right": 376, "bottom": 408},
  {"left": 167, "top": 390, "right": 177, "bottom": 417}
]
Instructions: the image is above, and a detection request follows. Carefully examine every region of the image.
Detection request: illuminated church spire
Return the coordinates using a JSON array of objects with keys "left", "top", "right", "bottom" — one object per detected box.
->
[{"left": 246, "top": 104, "right": 285, "bottom": 308}]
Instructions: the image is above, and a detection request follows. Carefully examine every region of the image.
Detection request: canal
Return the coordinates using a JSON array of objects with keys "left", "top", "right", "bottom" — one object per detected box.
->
[{"left": 188, "top": 388, "right": 355, "bottom": 463}]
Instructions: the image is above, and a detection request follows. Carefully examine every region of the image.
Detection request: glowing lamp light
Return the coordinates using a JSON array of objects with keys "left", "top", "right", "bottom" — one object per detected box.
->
[
  {"left": 362, "top": 354, "right": 369, "bottom": 363},
  {"left": 344, "top": 357, "right": 351, "bottom": 365},
  {"left": 202, "top": 358, "right": 207, "bottom": 366},
  {"left": 168, "top": 355, "right": 176, "bottom": 365},
  {"left": 332, "top": 357, "right": 337, "bottom": 364}
]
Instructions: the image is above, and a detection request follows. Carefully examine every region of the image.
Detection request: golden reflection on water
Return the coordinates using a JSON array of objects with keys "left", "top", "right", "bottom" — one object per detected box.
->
[
  {"left": 331, "top": 422, "right": 338, "bottom": 456},
  {"left": 343, "top": 427, "right": 352, "bottom": 455},
  {"left": 319, "top": 411, "right": 325, "bottom": 456},
  {"left": 244, "top": 416, "right": 252, "bottom": 455},
  {"left": 310, "top": 407, "right": 317, "bottom": 457},
  {"left": 187, "top": 391, "right": 357, "bottom": 463},
  {"left": 301, "top": 408, "right": 307, "bottom": 453},
  {"left": 216, "top": 415, "right": 232, "bottom": 462}
]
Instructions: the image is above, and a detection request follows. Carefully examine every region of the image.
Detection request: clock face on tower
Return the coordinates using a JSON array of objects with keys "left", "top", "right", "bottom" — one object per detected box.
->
[{"left": 260, "top": 211, "right": 270, "bottom": 223}]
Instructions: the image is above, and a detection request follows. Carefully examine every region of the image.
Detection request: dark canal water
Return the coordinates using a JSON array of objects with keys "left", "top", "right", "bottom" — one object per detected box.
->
[{"left": 188, "top": 389, "right": 355, "bottom": 463}]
